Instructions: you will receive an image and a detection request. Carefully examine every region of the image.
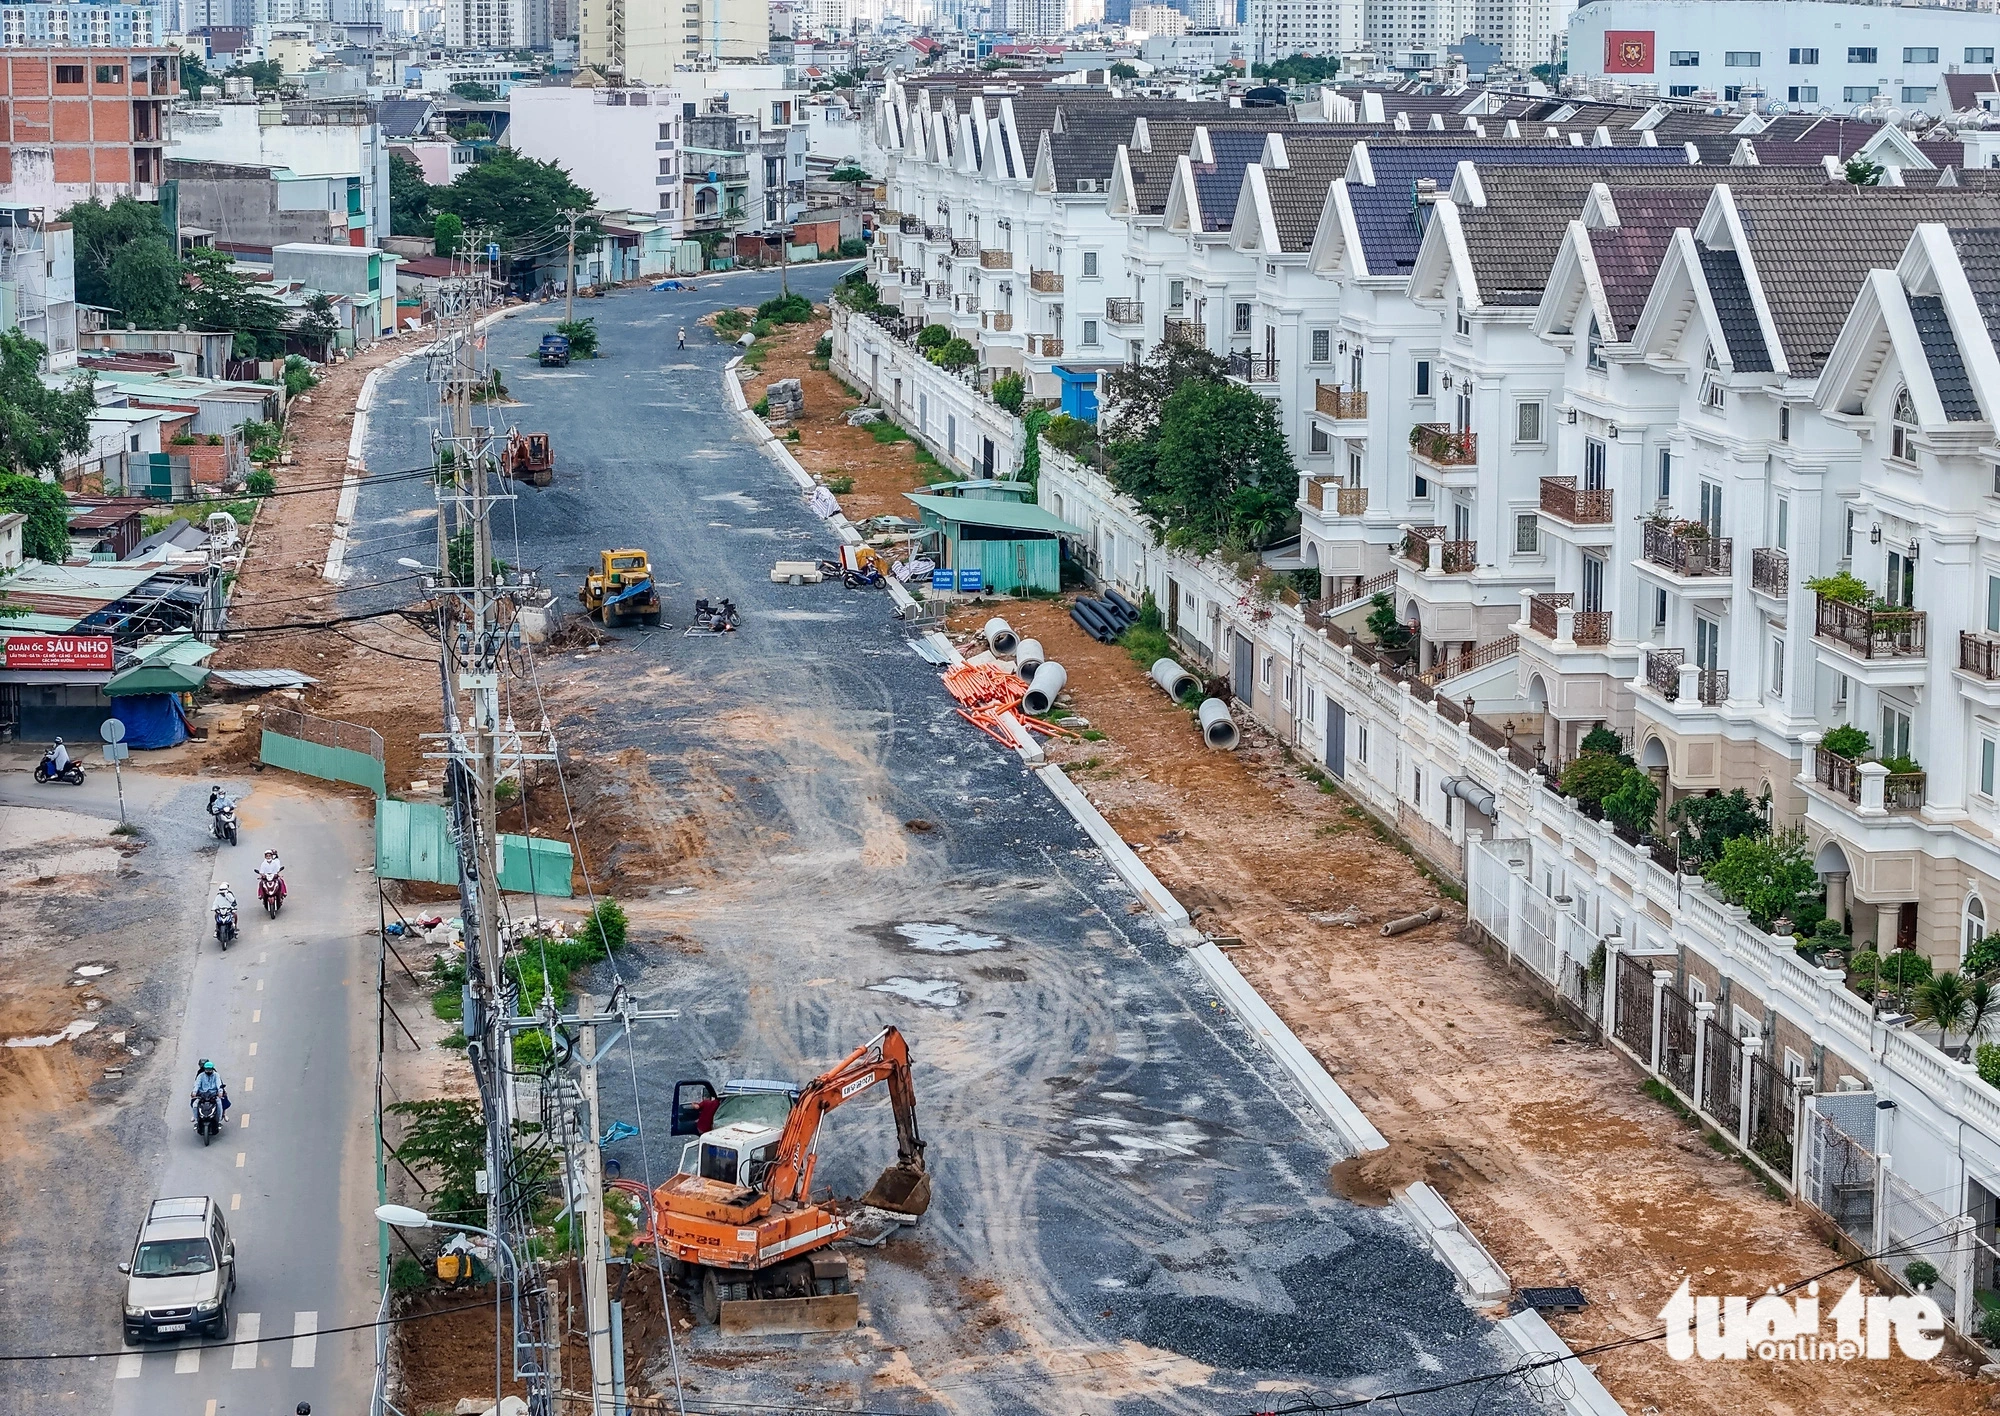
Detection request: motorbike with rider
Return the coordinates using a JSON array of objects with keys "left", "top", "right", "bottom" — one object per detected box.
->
[
  {"left": 190, "top": 1059, "right": 229, "bottom": 1143},
  {"left": 213, "top": 882, "right": 238, "bottom": 949},
  {"left": 255, "top": 850, "right": 286, "bottom": 917},
  {"left": 34, "top": 738, "right": 83, "bottom": 786},
  {"left": 207, "top": 786, "right": 238, "bottom": 846}
]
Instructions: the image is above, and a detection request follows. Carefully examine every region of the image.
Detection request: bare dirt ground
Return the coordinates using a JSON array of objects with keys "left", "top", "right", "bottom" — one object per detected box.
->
[
  {"left": 730, "top": 308, "right": 942, "bottom": 522},
  {"left": 954, "top": 596, "right": 1989, "bottom": 1416}
]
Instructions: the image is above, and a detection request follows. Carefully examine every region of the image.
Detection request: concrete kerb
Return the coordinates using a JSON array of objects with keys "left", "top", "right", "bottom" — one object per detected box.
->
[
  {"left": 1496, "top": 1307, "right": 1629, "bottom": 1416},
  {"left": 1037, "top": 764, "right": 1188, "bottom": 926}
]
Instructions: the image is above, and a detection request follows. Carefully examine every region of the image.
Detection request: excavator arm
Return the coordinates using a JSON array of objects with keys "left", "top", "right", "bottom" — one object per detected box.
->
[{"left": 764, "top": 1027, "right": 930, "bottom": 1216}]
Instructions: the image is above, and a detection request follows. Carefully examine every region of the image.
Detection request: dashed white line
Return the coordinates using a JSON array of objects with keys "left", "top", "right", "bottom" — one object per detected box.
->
[
  {"left": 205, "top": 1400, "right": 218, "bottom": 1416},
  {"left": 255, "top": 979, "right": 264, "bottom": 992},
  {"left": 290, "top": 1311, "right": 318, "bottom": 1368},
  {"left": 235, "top": 1152, "right": 245, "bottom": 1168},
  {"left": 258, "top": 951, "right": 267, "bottom": 963},
  {"left": 239, "top": 1113, "right": 250, "bottom": 1129},
  {"left": 231, "top": 1312, "right": 260, "bottom": 1370},
  {"left": 114, "top": 1352, "right": 141, "bottom": 1379},
  {"left": 248, "top": 1041, "right": 257, "bottom": 1056},
  {"left": 230, "top": 1193, "right": 241, "bottom": 1211},
  {"left": 252, "top": 1010, "right": 260, "bottom": 1023},
  {"left": 173, "top": 1345, "right": 199, "bottom": 1374},
  {"left": 243, "top": 1076, "right": 253, "bottom": 1093}
]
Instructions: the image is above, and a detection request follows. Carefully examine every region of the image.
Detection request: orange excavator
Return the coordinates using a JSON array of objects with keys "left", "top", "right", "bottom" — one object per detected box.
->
[{"left": 650, "top": 1027, "right": 930, "bottom": 1324}]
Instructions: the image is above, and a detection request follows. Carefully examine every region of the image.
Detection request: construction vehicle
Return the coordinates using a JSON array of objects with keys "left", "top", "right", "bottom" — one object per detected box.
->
[
  {"left": 579, "top": 549, "right": 661, "bottom": 627},
  {"left": 651, "top": 1026, "right": 931, "bottom": 1326},
  {"left": 502, "top": 430, "right": 554, "bottom": 486},
  {"left": 539, "top": 334, "right": 571, "bottom": 367}
]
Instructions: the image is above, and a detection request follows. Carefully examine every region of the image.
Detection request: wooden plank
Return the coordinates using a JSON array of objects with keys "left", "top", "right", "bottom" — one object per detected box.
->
[{"left": 718, "top": 1294, "right": 859, "bottom": 1337}]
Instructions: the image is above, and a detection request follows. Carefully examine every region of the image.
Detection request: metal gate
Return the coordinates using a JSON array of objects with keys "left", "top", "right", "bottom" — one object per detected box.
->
[
  {"left": 1660, "top": 986, "right": 1697, "bottom": 1097},
  {"left": 1326, "top": 699, "right": 1346, "bottom": 778},
  {"left": 1615, "top": 955, "right": 1654, "bottom": 1055},
  {"left": 1703, "top": 1018, "right": 1743, "bottom": 1136},
  {"left": 1807, "top": 1106, "right": 1878, "bottom": 1248},
  {"left": 1232, "top": 632, "right": 1254, "bottom": 706},
  {"left": 1746, "top": 1053, "right": 1799, "bottom": 1180}
]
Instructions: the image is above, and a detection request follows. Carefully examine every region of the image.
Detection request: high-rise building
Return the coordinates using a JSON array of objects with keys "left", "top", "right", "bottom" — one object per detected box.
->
[
  {"left": 1244, "top": 0, "right": 1358, "bottom": 63},
  {"left": 1130, "top": 3, "right": 1184, "bottom": 34},
  {"left": 445, "top": 0, "right": 529, "bottom": 49},
  {"left": 579, "top": 0, "right": 766, "bottom": 77}
]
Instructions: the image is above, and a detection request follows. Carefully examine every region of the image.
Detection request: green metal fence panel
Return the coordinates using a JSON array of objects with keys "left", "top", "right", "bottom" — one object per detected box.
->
[
  {"left": 260, "top": 728, "right": 387, "bottom": 797},
  {"left": 375, "top": 799, "right": 573, "bottom": 897}
]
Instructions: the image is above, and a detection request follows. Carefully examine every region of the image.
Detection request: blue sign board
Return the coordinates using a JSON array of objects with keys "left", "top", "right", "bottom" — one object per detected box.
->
[
  {"left": 958, "top": 568, "right": 984, "bottom": 592},
  {"left": 486, "top": 243, "right": 500, "bottom": 264},
  {"left": 931, "top": 569, "right": 955, "bottom": 591}
]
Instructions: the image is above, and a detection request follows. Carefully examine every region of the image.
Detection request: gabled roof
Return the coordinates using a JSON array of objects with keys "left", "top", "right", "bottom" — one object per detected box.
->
[
  {"left": 1697, "top": 245, "right": 1772, "bottom": 373},
  {"left": 1946, "top": 71, "right": 2000, "bottom": 110},
  {"left": 376, "top": 97, "right": 434, "bottom": 140},
  {"left": 1260, "top": 139, "right": 1358, "bottom": 252},
  {"left": 1952, "top": 226, "right": 2000, "bottom": 348},
  {"left": 1191, "top": 127, "right": 1273, "bottom": 231},
  {"left": 1727, "top": 188, "right": 2000, "bottom": 373},
  {"left": 1907, "top": 295, "right": 1979, "bottom": 420},
  {"left": 1591, "top": 188, "right": 1715, "bottom": 338}
]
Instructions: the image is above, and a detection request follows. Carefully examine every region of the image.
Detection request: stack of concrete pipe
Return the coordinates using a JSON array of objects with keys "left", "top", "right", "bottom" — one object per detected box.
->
[
  {"left": 1023, "top": 662, "right": 1068, "bottom": 716},
  {"left": 1198, "top": 697, "right": 1240, "bottom": 750},
  {"left": 1015, "top": 639, "right": 1047, "bottom": 679}
]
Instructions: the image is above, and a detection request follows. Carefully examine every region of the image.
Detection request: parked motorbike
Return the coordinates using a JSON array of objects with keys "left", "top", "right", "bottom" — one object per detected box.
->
[
  {"left": 215, "top": 903, "right": 238, "bottom": 949},
  {"left": 257, "top": 874, "right": 286, "bottom": 919},
  {"left": 211, "top": 800, "right": 238, "bottom": 847},
  {"left": 842, "top": 566, "right": 884, "bottom": 589},
  {"left": 193, "top": 1093, "right": 221, "bottom": 1145},
  {"left": 33, "top": 753, "right": 84, "bottom": 786},
  {"left": 691, "top": 597, "right": 739, "bottom": 633}
]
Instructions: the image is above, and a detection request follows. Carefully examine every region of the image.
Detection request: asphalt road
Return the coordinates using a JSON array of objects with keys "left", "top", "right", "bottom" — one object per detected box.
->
[
  {"left": 349, "top": 270, "right": 1538, "bottom": 1414},
  {"left": 0, "top": 758, "right": 378, "bottom": 1416}
]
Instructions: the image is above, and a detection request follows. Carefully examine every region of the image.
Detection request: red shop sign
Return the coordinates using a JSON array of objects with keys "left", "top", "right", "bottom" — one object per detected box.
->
[{"left": 3, "top": 635, "right": 116, "bottom": 671}]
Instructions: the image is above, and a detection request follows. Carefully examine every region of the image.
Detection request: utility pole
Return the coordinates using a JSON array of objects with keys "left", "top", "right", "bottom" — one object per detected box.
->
[
  {"left": 565, "top": 210, "right": 579, "bottom": 324},
  {"left": 577, "top": 1004, "right": 616, "bottom": 1416}
]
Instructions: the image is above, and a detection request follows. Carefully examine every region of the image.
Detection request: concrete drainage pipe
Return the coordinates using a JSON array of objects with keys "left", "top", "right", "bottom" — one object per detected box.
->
[
  {"left": 1023, "top": 662, "right": 1067, "bottom": 716},
  {"left": 1198, "top": 698, "right": 1240, "bottom": 750},
  {"left": 1150, "top": 658, "right": 1198, "bottom": 702},
  {"left": 1015, "top": 639, "right": 1046, "bottom": 679},
  {"left": 983, "top": 617, "right": 1019, "bottom": 657}
]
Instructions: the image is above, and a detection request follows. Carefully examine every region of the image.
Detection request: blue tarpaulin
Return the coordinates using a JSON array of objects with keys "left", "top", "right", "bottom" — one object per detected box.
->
[{"left": 113, "top": 693, "right": 188, "bottom": 749}]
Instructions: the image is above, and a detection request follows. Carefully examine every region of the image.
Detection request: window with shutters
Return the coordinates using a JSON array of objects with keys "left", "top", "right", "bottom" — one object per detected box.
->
[{"left": 1515, "top": 400, "right": 1542, "bottom": 443}]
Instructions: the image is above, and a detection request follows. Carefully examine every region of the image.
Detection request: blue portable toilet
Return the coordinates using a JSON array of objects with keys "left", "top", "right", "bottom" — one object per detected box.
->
[{"left": 1053, "top": 366, "right": 1100, "bottom": 423}]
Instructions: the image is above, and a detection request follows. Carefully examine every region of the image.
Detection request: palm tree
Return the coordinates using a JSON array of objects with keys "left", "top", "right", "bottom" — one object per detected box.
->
[
  {"left": 1914, "top": 971, "right": 1975, "bottom": 1055},
  {"left": 1963, "top": 977, "right": 1998, "bottom": 1060}
]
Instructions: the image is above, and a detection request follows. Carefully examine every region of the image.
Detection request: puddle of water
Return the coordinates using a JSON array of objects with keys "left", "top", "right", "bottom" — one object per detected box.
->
[
  {"left": 892, "top": 923, "right": 1008, "bottom": 955},
  {"left": 866, "top": 977, "right": 964, "bottom": 1008},
  {"left": 73, "top": 964, "right": 110, "bottom": 977},
  {"left": 7, "top": 1019, "right": 99, "bottom": 1048}
]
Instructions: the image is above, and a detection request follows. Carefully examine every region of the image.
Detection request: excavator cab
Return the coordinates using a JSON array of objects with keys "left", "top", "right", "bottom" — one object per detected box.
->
[{"left": 679, "top": 1123, "right": 783, "bottom": 1188}]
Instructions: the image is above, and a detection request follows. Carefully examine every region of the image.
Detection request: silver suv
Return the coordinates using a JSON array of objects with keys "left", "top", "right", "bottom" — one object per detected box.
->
[{"left": 120, "top": 1197, "right": 235, "bottom": 1342}]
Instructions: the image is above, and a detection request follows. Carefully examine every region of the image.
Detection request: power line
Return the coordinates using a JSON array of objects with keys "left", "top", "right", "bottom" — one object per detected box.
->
[{"left": 0, "top": 1295, "right": 509, "bottom": 1363}]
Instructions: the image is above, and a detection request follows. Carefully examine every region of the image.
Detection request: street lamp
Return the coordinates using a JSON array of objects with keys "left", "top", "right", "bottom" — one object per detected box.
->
[{"left": 375, "top": 1204, "right": 521, "bottom": 1410}]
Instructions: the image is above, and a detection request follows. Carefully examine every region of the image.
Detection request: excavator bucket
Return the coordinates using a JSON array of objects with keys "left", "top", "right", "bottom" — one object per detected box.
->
[{"left": 859, "top": 1162, "right": 931, "bottom": 1217}]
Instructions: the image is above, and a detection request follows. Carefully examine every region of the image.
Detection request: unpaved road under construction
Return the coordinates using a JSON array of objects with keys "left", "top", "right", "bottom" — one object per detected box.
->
[{"left": 347, "top": 270, "right": 1539, "bottom": 1414}]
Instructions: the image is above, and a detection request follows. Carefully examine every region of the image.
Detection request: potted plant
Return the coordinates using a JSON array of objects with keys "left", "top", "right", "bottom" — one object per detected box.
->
[{"left": 1819, "top": 724, "right": 1871, "bottom": 761}]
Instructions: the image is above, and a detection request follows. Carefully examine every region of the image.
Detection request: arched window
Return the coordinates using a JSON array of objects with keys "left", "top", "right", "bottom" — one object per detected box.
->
[
  {"left": 1892, "top": 385, "right": 1918, "bottom": 461},
  {"left": 1967, "top": 894, "right": 1988, "bottom": 959},
  {"left": 1586, "top": 316, "right": 1606, "bottom": 371}
]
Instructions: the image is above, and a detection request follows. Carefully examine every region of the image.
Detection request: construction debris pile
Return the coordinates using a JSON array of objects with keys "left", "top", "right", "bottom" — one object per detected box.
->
[{"left": 764, "top": 378, "right": 805, "bottom": 426}]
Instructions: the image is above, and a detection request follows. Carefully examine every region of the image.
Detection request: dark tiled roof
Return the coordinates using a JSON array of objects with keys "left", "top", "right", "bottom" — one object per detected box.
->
[
  {"left": 1349, "top": 143, "right": 1687, "bottom": 275},
  {"left": 1950, "top": 227, "right": 2000, "bottom": 358},
  {"left": 1733, "top": 189, "right": 2000, "bottom": 372},
  {"left": 1191, "top": 127, "right": 1275, "bottom": 230},
  {"left": 1747, "top": 115, "right": 1886, "bottom": 163},
  {"left": 1590, "top": 187, "right": 1715, "bottom": 337},
  {"left": 1261, "top": 138, "right": 1358, "bottom": 250},
  {"left": 377, "top": 98, "right": 433, "bottom": 140},
  {"left": 1946, "top": 72, "right": 2000, "bottom": 109},
  {"left": 1907, "top": 295, "right": 1980, "bottom": 420},
  {"left": 1698, "top": 244, "right": 1774, "bottom": 372}
]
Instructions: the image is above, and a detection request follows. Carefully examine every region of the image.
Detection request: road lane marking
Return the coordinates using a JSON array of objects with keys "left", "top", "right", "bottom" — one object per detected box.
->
[
  {"left": 290, "top": 1311, "right": 317, "bottom": 1368},
  {"left": 248, "top": 1042, "right": 257, "bottom": 1056},
  {"left": 252, "top": 1010, "right": 260, "bottom": 1023},
  {"left": 115, "top": 1353, "right": 141, "bottom": 1379},
  {"left": 259, "top": 951, "right": 267, "bottom": 963},
  {"left": 174, "top": 1345, "right": 199, "bottom": 1374},
  {"left": 244, "top": 1076, "right": 253, "bottom": 1093},
  {"left": 239, "top": 1113, "right": 249, "bottom": 1128},
  {"left": 231, "top": 1313, "right": 259, "bottom": 1370},
  {"left": 235, "top": 1152, "right": 245, "bottom": 1168},
  {"left": 256, "top": 979, "right": 263, "bottom": 992},
  {"left": 230, "top": 1193, "right": 240, "bottom": 1210},
  {"left": 206, "top": 1401, "right": 217, "bottom": 1416}
]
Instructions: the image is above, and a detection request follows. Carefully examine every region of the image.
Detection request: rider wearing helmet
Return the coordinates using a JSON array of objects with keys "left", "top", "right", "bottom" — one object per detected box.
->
[
  {"left": 48, "top": 738, "right": 68, "bottom": 774},
  {"left": 255, "top": 849, "right": 285, "bottom": 902},
  {"left": 191, "top": 1059, "right": 230, "bottom": 1117}
]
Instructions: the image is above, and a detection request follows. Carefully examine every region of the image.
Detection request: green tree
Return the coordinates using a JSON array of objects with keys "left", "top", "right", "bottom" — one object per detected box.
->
[
  {"left": 915, "top": 323, "right": 951, "bottom": 350},
  {"left": 1603, "top": 768, "right": 1662, "bottom": 837},
  {"left": 990, "top": 370, "right": 1025, "bottom": 413},
  {"left": 931, "top": 337, "right": 976, "bottom": 369},
  {"left": 0, "top": 471, "right": 76, "bottom": 562},
  {"left": 61, "top": 195, "right": 177, "bottom": 316},
  {"left": 180, "top": 52, "right": 217, "bottom": 97},
  {"left": 1365, "top": 592, "right": 1410, "bottom": 652},
  {"left": 432, "top": 211, "right": 463, "bottom": 258},
  {"left": 1667, "top": 788, "right": 1767, "bottom": 871},
  {"left": 105, "top": 235, "right": 185, "bottom": 328},
  {"left": 229, "top": 59, "right": 287, "bottom": 93},
  {"left": 829, "top": 163, "right": 872, "bottom": 205},
  {"left": 295, "top": 293, "right": 339, "bottom": 359},
  {"left": 1914, "top": 971, "right": 1976, "bottom": 1054},
  {"left": 1252, "top": 54, "right": 1339, "bottom": 84},
  {"left": 1110, "top": 62, "right": 1139, "bottom": 79},
  {"left": 1845, "top": 155, "right": 1884, "bottom": 187},
  {"left": 1578, "top": 725, "right": 1624, "bottom": 757},
  {"left": 449, "top": 80, "right": 499, "bottom": 101},
  {"left": 0, "top": 331, "right": 93, "bottom": 491},
  {"left": 382, "top": 1098, "right": 486, "bottom": 1223},
  {"left": 1966, "top": 932, "right": 2000, "bottom": 979},
  {"left": 181, "top": 246, "right": 286, "bottom": 355},
  {"left": 554, "top": 318, "right": 598, "bottom": 358},
  {"left": 1558, "top": 751, "right": 1629, "bottom": 812},
  {"left": 1820, "top": 723, "right": 1871, "bottom": 759},
  {"left": 1704, "top": 827, "right": 1817, "bottom": 932},
  {"left": 1125, "top": 377, "right": 1297, "bottom": 550},
  {"left": 431, "top": 149, "right": 599, "bottom": 278},
  {"left": 389, "top": 150, "right": 436, "bottom": 238},
  {"left": 1099, "top": 337, "right": 1229, "bottom": 446}
]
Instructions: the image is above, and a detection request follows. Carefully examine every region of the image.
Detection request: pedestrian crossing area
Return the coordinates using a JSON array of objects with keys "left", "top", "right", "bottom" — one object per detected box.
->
[{"left": 115, "top": 1311, "right": 317, "bottom": 1377}]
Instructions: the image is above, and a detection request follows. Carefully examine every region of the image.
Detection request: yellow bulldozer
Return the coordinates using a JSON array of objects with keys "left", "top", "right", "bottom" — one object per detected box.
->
[{"left": 580, "top": 548, "right": 662, "bottom": 628}]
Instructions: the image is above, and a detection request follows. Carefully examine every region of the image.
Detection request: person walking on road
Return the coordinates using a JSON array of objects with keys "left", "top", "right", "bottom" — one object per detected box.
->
[{"left": 678, "top": 326, "right": 687, "bottom": 350}]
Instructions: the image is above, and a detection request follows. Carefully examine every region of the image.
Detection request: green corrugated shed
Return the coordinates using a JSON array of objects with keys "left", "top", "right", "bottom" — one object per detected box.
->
[
  {"left": 902, "top": 492, "right": 1081, "bottom": 595},
  {"left": 375, "top": 799, "right": 574, "bottom": 897}
]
